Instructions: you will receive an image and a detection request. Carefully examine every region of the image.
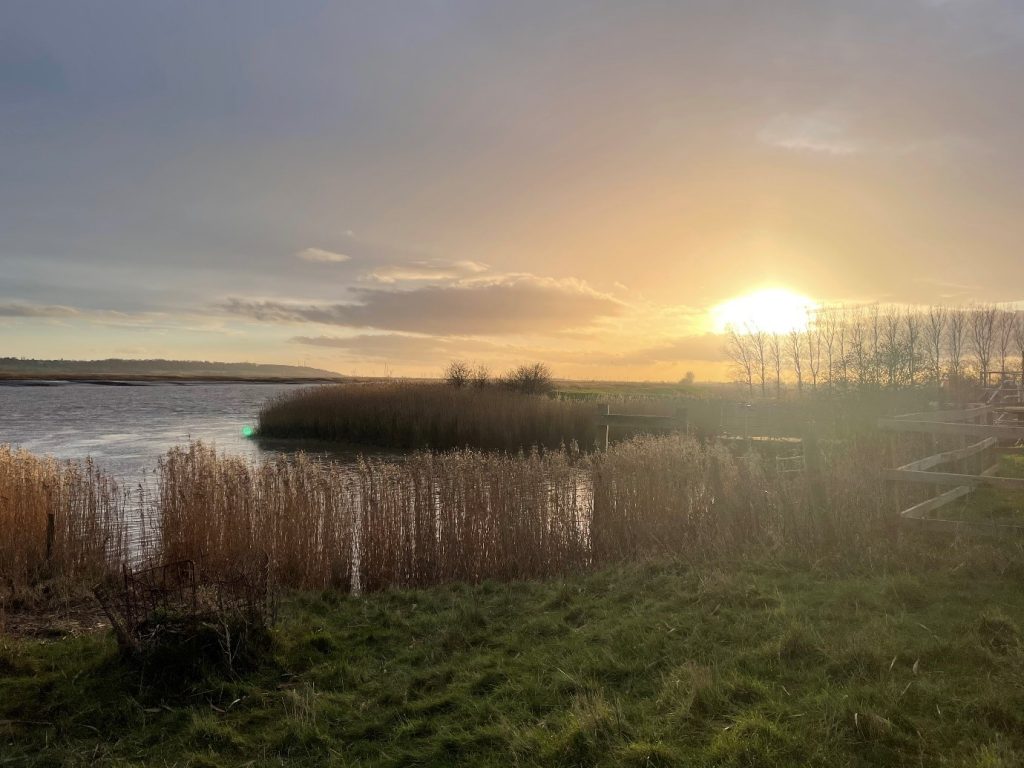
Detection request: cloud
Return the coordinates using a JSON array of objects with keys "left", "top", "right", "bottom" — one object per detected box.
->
[
  {"left": 587, "top": 334, "right": 729, "bottom": 366},
  {"left": 292, "top": 333, "right": 511, "bottom": 365},
  {"left": 0, "top": 302, "right": 80, "bottom": 317},
  {"left": 365, "top": 259, "right": 488, "bottom": 284},
  {"left": 758, "top": 112, "right": 861, "bottom": 156},
  {"left": 295, "top": 247, "right": 350, "bottom": 263},
  {"left": 223, "top": 275, "right": 623, "bottom": 335}
]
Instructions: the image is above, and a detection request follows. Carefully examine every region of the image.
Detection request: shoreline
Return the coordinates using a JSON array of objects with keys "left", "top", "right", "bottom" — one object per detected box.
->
[{"left": 0, "top": 374, "right": 346, "bottom": 386}]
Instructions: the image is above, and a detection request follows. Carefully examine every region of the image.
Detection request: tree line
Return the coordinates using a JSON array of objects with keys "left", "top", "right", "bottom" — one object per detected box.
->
[{"left": 725, "top": 304, "right": 1024, "bottom": 397}]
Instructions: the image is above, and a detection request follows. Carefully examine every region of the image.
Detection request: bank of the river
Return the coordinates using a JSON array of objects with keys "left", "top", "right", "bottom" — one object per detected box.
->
[{"left": 3, "top": 555, "right": 1024, "bottom": 767}]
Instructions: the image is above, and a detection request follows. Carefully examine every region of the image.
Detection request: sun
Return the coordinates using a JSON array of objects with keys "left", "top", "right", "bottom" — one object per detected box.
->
[{"left": 711, "top": 288, "right": 817, "bottom": 334}]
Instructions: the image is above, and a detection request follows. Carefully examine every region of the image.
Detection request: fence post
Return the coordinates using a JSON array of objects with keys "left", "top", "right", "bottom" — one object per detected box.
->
[
  {"left": 597, "top": 403, "right": 610, "bottom": 450},
  {"left": 45, "top": 511, "right": 55, "bottom": 563},
  {"left": 802, "top": 424, "right": 826, "bottom": 514}
]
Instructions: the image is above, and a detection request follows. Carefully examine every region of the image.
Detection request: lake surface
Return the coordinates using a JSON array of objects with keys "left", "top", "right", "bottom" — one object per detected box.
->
[{"left": 0, "top": 381, "right": 317, "bottom": 483}]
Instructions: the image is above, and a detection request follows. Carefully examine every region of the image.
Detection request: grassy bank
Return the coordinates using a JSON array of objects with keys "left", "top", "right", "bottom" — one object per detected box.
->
[
  {"left": 257, "top": 382, "right": 599, "bottom": 451},
  {"left": 4, "top": 554, "right": 1024, "bottom": 766}
]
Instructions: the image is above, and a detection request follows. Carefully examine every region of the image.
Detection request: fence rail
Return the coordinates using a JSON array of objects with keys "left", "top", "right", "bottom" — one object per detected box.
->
[
  {"left": 594, "top": 404, "right": 687, "bottom": 449},
  {"left": 880, "top": 399, "right": 1024, "bottom": 537}
]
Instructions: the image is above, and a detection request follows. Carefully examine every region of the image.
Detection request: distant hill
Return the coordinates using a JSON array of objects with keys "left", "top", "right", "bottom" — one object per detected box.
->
[{"left": 0, "top": 358, "right": 343, "bottom": 382}]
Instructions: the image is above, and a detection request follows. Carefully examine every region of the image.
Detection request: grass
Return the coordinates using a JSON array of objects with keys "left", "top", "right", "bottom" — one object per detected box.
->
[
  {"left": 257, "top": 382, "right": 600, "bottom": 451},
  {"left": 944, "top": 453, "right": 1024, "bottom": 525},
  {"left": 5, "top": 553, "right": 1024, "bottom": 766}
]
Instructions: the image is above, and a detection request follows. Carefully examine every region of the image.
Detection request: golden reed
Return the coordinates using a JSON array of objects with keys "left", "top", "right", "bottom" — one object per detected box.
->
[{"left": 3, "top": 433, "right": 908, "bottom": 593}]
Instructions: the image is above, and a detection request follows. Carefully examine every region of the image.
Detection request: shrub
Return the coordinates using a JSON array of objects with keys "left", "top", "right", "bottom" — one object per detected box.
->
[
  {"left": 444, "top": 360, "right": 471, "bottom": 387},
  {"left": 94, "top": 556, "right": 274, "bottom": 682},
  {"left": 502, "top": 362, "right": 554, "bottom": 395}
]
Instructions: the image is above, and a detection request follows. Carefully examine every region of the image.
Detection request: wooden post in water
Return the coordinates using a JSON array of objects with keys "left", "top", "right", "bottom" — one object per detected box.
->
[
  {"left": 45, "top": 511, "right": 55, "bottom": 563},
  {"left": 597, "top": 403, "right": 610, "bottom": 450}
]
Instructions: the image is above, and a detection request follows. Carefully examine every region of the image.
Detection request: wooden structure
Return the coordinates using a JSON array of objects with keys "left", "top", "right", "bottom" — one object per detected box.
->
[
  {"left": 879, "top": 390, "right": 1024, "bottom": 535},
  {"left": 595, "top": 404, "right": 688, "bottom": 449}
]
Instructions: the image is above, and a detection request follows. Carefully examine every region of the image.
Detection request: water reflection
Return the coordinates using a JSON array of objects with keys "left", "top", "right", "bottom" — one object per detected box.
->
[{"left": 0, "top": 381, "right": 363, "bottom": 482}]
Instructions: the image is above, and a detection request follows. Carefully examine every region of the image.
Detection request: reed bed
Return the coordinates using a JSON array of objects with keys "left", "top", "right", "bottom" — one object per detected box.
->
[
  {"left": 153, "top": 434, "right": 903, "bottom": 592},
  {"left": 358, "top": 449, "right": 588, "bottom": 590},
  {"left": 257, "top": 382, "right": 599, "bottom": 451},
  {"left": 158, "top": 443, "right": 356, "bottom": 590},
  {"left": 6, "top": 432, "right": 915, "bottom": 595},
  {"left": 0, "top": 444, "right": 128, "bottom": 590}
]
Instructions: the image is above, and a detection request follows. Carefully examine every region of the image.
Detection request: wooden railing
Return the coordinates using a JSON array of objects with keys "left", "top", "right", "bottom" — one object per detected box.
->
[
  {"left": 879, "top": 404, "right": 1024, "bottom": 536},
  {"left": 595, "top": 404, "right": 687, "bottom": 450}
]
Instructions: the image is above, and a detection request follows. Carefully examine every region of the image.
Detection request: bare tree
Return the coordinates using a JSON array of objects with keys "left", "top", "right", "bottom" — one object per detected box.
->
[
  {"left": 947, "top": 306, "right": 967, "bottom": 380},
  {"left": 470, "top": 363, "right": 490, "bottom": 388},
  {"left": 968, "top": 305, "right": 998, "bottom": 385},
  {"left": 904, "top": 310, "right": 921, "bottom": 386},
  {"left": 726, "top": 325, "right": 755, "bottom": 395},
  {"left": 1014, "top": 310, "right": 1024, "bottom": 379},
  {"left": 805, "top": 311, "right": 821, "bottom": 392},
  {"left": 881, "top": 306, "right": 905, "bottom": 388},
  {"left": 819, "top": 306, "right": 839, "bottom": 392},
  {"left": 503, "top": 362, "right": 554, "bottom": 394},
  {"left": 836, "top": 306, "right": 850, "bottom": 387},
  {"left": 869, "top": 304, "right": 881, "bottom": 389},
  {"left": 924, "top": 305, "right": 947, "bottom": 391},
  {"left": 847, "top": 306, "right": 869, "bottom": 388},
  {"left": 748, "top": 323, "right": 768, "bottom": 398},
  {"left": 444, "top": 359, "right": 471, "bottom": 387},
  {"left": 995, "top": 310, "right": 1016, "bottom": 377},
  {"left": 768, "top": 332, "right": 783, "bottom": 398},
  {"left": 787, "top": 328, "right": 804, "bottom": 395}
]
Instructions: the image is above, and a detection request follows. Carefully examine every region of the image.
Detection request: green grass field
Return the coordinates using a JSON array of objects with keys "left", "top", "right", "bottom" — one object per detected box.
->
[
  {"left": 4, "top": 552, "right": 1024, "bottom": 767},
  {"left": 942, "top": 453, "right": 1024, "bottom": 525}
]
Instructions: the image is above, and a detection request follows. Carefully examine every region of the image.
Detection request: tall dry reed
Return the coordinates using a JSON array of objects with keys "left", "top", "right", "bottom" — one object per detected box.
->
[
  {"left": 158, "top": 443, "right": 356, "bottom": 590},
  {"left": 257, "top": 382, "right": 599, "bottom": 451},
  {"left": 5, "top": 431, "right": 909, "bottom": 595},
  {"left": 152, "top": 433, "right": 901, "bottom": 592},
  {"left": 358, "top": 449, "right": 588, "bottom": 590},
  {"left": 0, "top": 444, "right": 128, "bottom": 590}
]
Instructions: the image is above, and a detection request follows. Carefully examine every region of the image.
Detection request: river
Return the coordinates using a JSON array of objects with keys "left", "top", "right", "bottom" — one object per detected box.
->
[{"left": 0, "top": 381, "right": 319, "bottom": 483}]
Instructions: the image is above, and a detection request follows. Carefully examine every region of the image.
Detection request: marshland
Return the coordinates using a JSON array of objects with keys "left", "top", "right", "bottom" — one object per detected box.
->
[
  {"left": 5, "top": 365, "right": 1024, "bottom": 765},
  {"left": 7, "top": 1, "right": 1024, "bottom": 763}
]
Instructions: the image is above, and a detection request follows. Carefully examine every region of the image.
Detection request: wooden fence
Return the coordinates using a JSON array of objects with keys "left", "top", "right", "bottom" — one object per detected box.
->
[
  {"left": 595, "top": 404, "right": 688, "bottom": 449},
  {"left": 879, "top": 402, "right": 1024, "bottom": 536}
]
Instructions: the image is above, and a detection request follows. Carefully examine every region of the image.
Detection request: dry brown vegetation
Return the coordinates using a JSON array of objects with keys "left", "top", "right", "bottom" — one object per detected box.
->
[
  {"left": 3, "top": 432, "right": 929, "bottom": 595},
  {"left": 257, "top": 382, "right": 599, "bottom": 451},
  {"left": 0, "top": 445, "right": 128, "bottom": 591}
]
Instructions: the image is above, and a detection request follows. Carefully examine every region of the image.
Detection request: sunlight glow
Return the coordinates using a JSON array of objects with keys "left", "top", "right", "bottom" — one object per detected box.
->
[{"left": 711, "top": 288, "right": 817, "bottom": 334}]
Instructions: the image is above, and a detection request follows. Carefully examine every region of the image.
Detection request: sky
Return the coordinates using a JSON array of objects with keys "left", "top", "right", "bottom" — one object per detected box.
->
[{"left": 2, "top": 0, "right": 1024, "bottom": 379}]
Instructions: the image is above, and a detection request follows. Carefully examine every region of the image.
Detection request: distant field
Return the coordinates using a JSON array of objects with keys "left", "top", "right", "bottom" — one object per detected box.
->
[
  {"left": 0, "top": 357, "right": 343, "bottom": 382},
  {"left": 4, "top": 554, "right": 1024, "bottom": 767},
  {"left": 554, "top": 379, "right": 712, "bottom": 400}
]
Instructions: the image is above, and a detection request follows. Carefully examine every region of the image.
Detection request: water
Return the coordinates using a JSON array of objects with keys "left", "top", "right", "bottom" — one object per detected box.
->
[{"left": 0, "top": 381, "right": 317, "bottom": 483}]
